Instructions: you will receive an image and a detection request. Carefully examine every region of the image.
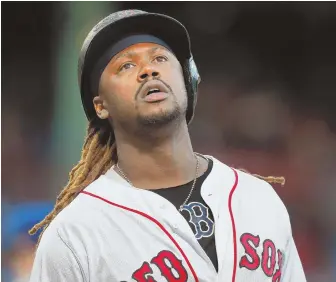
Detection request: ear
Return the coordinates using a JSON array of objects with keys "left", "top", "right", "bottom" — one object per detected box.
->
[{"left": 93, "top": 96, "right": 109, "bottom": 120}]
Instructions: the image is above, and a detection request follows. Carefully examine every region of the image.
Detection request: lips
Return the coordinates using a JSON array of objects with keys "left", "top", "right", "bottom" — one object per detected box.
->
[{"left": 139, "top": 80, "right": 170, "bottom": 99}]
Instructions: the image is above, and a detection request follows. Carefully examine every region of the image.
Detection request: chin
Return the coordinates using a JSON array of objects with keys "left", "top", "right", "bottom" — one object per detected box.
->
[{"left": 137, "top": 105, "right": 183, "bottom": 127}]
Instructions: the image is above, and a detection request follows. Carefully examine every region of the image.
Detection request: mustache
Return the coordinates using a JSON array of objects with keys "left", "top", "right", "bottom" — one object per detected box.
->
[{"left": 135, "top": 78, "right": 173, "bottom": 99}]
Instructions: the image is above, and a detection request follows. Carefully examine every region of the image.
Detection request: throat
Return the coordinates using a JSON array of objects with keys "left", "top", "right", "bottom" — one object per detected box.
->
[
  {"left": 115, "top": 153, "right": 209, "bottom": 190},
  {"left": 114, "top": 121, "right": 201, "bottom": 189}
]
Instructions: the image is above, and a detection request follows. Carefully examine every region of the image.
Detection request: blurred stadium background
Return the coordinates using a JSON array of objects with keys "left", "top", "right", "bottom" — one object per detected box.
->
[{"left": 1, "top": 1, "right": 336, "bottom": 281}]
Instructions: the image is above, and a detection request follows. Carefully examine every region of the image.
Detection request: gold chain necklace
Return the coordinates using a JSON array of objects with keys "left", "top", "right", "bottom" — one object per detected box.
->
[{"left": 116, "top": 154, "right": 200, "bottom": 212}]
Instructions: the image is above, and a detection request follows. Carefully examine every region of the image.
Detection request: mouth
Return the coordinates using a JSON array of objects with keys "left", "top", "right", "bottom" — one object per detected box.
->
[{"left": 139, "top": 80, "right": 170, "bottom": 99}]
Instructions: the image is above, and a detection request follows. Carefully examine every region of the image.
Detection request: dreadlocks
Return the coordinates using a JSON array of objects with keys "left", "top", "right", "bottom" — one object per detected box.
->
[
  {"left": 29, "top": 117, "right": 285, "bottom": 246},
  {"left": 29, "top": 118, "right": 117, "bottom": 245},
  {"left": 238, "top": 168, "right": 286, "bottom": 186}
]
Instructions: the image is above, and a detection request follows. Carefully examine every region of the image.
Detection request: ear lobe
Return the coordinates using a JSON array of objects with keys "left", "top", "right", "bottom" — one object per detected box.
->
[
  {"left": 93, "top": 96, "right": 109, "bottom": 120},
  {"left": 97, "top": 109, "right": 109, "bottom": 119}
]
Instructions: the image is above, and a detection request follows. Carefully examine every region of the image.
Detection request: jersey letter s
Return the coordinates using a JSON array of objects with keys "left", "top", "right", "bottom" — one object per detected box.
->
[{"left": 239, "top": 233, "right": 261, "bottom": 270}]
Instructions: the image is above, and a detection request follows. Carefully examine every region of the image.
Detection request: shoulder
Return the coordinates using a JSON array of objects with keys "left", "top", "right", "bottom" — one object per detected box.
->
[
  {"left": 35, "top": 185, "right": 104, "bottom": 271},
  {"left": 209, "top": 155, "right": 286, "bottom": 204},
  {"left": 39, "top": 199, "right": 95, "bottom": 250},
  {"left": 235, "top": 168, "right": 287, "bottom": 210},
  {"left": 31, "top": 227, "right": 87, "bottom": 281},
  {"left": 40, "top": 178, "right": 110, "bottom": 243},
  {"left": 238, "top": 168, "right": 292, "bottom": 234},
  {"left": 32, "top": 200, "right": 91, "bottom": 281},
  {"left": 209, "top": 155, "right": 290, "bottom": 224},
  {"left": 40, "top": 171, "right": 125, "bottom": 242}
]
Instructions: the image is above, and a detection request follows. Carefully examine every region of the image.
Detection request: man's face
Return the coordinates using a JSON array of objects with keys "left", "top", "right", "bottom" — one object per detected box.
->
[{"left": 93, "top": 42, "right": 188, "bottom": 130}]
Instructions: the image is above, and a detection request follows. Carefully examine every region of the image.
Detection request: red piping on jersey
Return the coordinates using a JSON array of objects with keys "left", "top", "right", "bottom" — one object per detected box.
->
[
  {"left": 80, "top": 190, "right": 199, "bottom": 282},
  {"left": 229, "top": 169, "right": 239, "bottom": 282}
]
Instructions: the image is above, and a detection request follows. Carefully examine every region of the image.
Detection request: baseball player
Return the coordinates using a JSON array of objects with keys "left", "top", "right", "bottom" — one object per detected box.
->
[{"left": 29, "top": 10, "right": 306, "bottom": 282}]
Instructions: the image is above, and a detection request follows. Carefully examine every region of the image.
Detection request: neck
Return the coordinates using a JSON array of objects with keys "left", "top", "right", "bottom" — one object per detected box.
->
[{"left": 114, "top": 121, "right": 199, "bottom": 189}]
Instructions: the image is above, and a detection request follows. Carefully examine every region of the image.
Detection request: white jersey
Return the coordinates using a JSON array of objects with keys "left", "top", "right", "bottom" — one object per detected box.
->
[{"left": 30, "top": 156, "right": 306, "bottom": 282}]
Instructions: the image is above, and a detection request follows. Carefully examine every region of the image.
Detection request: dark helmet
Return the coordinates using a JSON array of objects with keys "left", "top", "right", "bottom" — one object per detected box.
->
[{"left": 78, "top": 9, "right": 200, "bottom": 124}]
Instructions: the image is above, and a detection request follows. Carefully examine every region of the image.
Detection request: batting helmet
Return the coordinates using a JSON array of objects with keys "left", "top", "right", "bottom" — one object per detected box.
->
[{"left": 78, "top": 9, "right": 200, "bottom": 124}]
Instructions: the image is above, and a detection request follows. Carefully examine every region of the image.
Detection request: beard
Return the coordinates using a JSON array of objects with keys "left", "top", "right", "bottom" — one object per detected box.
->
[{"left": 136, "top": 100, "right": 184, "bottom": 128}]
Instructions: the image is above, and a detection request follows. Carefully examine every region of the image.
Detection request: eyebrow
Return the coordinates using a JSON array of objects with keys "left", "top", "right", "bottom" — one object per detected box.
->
[
  {"left": 148, "top": 46, "right": 166, "bottom": 55},
  {"left": 113, "top": 50, "right": 137, "bottom": 62},
  {"left": 113, "top": 46, "right": 168, "bottom": 62}
]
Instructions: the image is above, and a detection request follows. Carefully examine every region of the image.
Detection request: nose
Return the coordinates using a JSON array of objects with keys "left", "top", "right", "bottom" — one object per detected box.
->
[{"left": 137, "top": 64, "right": 160, "bottom": 82}]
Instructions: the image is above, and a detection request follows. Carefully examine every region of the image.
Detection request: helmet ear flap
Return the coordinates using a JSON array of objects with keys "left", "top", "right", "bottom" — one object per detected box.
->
[{"left": 183, "top": 56, "right": 201, "bottom": 124}]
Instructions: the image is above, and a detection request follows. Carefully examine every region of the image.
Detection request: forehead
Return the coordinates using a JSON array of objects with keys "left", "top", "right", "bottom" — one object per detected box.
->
[{"left": 112, "top": 42, "right": 171, "bottom": 61}]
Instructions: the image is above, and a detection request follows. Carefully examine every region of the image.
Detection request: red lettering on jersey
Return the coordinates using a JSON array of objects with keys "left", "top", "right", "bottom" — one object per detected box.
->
[
  {"left": 239, "top": 233, "right": 261, "bottom": 270},
  {"left": 132, "top": 262, "right": 156, "bottom": 282},
  {"left": 272, "top": 249, "right": 283, "bottom": 282},
  {"left": 151, "top": 250, "right": 188, "bottom": 282},
  {"left": 239, "top": 233, "right": 285, "bottom": 280},
  {"left": 261, "top": 239, "right": 277, "bottom": 277}
]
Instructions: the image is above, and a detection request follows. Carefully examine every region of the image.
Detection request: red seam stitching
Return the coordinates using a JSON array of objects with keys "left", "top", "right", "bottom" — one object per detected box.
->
[
  {"left": 229, "top": 169, "right": 239, "bottom": 282},
  {"left": 80, "top": 190, "right": 199, "bottom": 282}
]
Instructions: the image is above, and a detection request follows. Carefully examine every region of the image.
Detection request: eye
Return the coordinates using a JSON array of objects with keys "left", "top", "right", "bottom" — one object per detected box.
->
[
  {"left": 119, "top": 62, "right": 135, "bottom": 72},
  {"left": 153, "top": 56, "right": 168, "bottom": 63}
]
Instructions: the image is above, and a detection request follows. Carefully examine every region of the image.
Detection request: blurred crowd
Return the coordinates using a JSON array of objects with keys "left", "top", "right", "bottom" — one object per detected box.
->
[{"left": 2, "top": 2, "right": 336, "bottom": 282}]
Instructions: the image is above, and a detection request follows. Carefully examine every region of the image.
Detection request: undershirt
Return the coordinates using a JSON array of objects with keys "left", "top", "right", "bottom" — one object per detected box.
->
[{"left": 152, "top": 158, "right": 218, "bottom": 272}]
